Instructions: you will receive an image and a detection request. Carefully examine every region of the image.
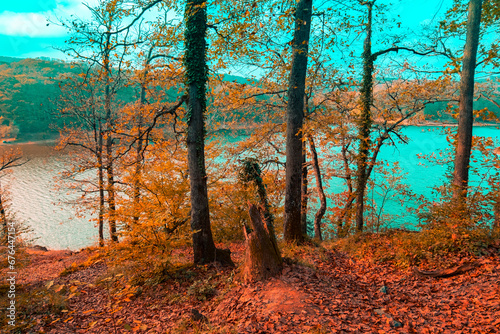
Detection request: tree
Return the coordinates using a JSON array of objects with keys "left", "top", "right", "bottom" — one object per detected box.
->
[
  {"left": 307, "top": 135, "right": 325, "bottom": 240},
  {"left": 58, "top": 72, "right": 108, "bottom": 246},
  {"left": 352, "top": 0, "right": 441, "bottom": 232},
  {"left": 59, "top": 1, "right": 124, "bottom": 243},
  {"left": 283, "top": 0, "right": 313, "bottom": 243},
  {"left": 184, "top": 0, "right": 232, "bottom": 265},
  {"left": 102, "top": 2, "right": 118, "bottom": 242},
  {"left": 184, "top": 0, "right": 213, "bottom": 264},
  {"left": 354, "top": 0, "right": 375, "bottom": 233},
  {"left": 452, "top": 0, "right": 483, "bottom": 202},
  {"left": 301, "top": 140, "right": 309, "bottom": 234},
  {"left": 0, "top": 148, "right": 24, "bottom": 244},
  {"left": 58, "top": 0, "right": 160, "bottom": 245}
]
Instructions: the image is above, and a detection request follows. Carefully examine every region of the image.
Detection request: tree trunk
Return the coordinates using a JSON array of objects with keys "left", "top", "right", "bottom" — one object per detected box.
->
[
  {"left": 307, "top": 135, "right": 325, "bottom": 241},
  {"left": 104, "top": 73, "right": 117, "bottom": 242},
  {"left": 98, "top": 123, "right": 105, "bottom": 247},
  {"left": 240, "top": 158, "right": 281, "bottom": 259},
  {"left": 106, "top": 136, "right": 118, "bottom": 242},
  {"left": 133, "top": 48, "right": 155, "bottom": 225},
  {"left": 452, "top": 0, "right": 483, "bottom": 202},
  {"left": 132, "top": 126, "right": 142, "bottom": 225},
  {"left": 301, "top": 139, "right": 309, "bottom": 235},
  {"left": 185, "top": 0, "right": 231, "bottom": 265},
  {"left": 284, "top": 0, "right": 312, "bottom": 243},
  {"left": 186, "top": 85, "right": 216, "bottom": 264},
  {"left": 102, "top": 29, "right": 117, "bottom": 242},
  {"left": 494, "top": 190, "right": 500, "bottom": 229},
  {"left": 336, "top": 195, "right": 355, "bottom": 237},
  {"left": 337, "top": 141, "right": 354, "bottom": 236},
  {"left": 243, "top": 204, "right": 283, "bottom": 282},
  {"left": 0, "top": 183, "right": 7, "bottom": 244},
  {"left": 355, "top": 1, "right": 374, "bottom": 233},
  {"left": 133, "top": 78, "right": 147, "bottom": 225}
]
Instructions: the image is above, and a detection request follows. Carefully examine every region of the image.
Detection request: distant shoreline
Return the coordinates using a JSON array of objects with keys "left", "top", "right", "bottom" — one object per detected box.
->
[
  {"left": 416, "top": 121, "right": 500, "bottom": 127},
  {"left": 0, "top": 133, "right": 59, "bottom": 145},
  {"left": 1, "top": 122, "right": 499, "bottom": 146},
  {"left": 1, "top": 138, "right": 58, "bottom": 145}
]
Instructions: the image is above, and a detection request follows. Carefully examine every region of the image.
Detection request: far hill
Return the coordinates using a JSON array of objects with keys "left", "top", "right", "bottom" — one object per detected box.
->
[
  {"left": 0, "top": 57, "right": 498, "bottom": 141},
  {"left": 0, "top": 57, "right": 254, "bottom": 140},
  {"left": 0, "top": 57, "right": 79, "bottom": 139},
  {"left": 0, "top": 56, "right": 23, "bottom": 64}
]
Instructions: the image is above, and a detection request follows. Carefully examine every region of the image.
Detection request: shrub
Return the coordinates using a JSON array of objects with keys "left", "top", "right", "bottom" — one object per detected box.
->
[{"left": 333, "top": 224, "right": 499, "bottom": 268}]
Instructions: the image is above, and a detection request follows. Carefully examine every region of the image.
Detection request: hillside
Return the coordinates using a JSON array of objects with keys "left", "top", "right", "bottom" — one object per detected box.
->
[
  {"left": 0, "top": 57, "right": 257, "bottom": 141},
  {"left": 0, "top": 57, "right": 498, "bottom": 142},
  {"left": 0, "top": 58, "right": 77, "bottom": 139}
]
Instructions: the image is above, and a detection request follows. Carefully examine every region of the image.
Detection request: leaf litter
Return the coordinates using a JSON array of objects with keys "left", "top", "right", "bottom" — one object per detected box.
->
[{"left": 2, "top": 243, "right": 499, "bottom": 333}]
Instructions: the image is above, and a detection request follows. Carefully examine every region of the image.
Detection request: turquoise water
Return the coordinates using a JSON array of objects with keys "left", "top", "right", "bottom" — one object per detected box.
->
[
  {"left": 221, "top": 125, "right": 500, "bottom": 231},
  {"left": 6, "top": 125, "right": 500, "bottom": 249},
  {"left": 329, "top": 126, "right": 500, "bottom": 229}
]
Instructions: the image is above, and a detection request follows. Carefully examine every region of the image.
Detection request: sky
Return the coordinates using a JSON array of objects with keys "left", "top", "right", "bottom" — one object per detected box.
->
[
  {"left": 0, "top": 0, "right": 453, "bottom": 60},
  {"left": 0, "top": 0, "right": 99, "bottom": 59}
]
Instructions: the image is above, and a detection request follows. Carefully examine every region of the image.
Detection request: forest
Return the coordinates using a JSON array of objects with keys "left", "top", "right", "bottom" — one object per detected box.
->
[{"left": 1, "top": 0, "right": 500, "bottom": 333}]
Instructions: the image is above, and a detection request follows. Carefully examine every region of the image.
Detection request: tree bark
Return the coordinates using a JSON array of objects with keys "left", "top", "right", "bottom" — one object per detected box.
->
[
  {"left": 240, "top": 158, "right": 281, "bottom": 259},
  {"left": 307, "top": 135, "right": 325, "bottom": 241},
  {"left": 355, "top": 1, "right": 374, "bottom": 233},
  {"left": 98, "top": 121, "right": 105, "bottom": 247},
  {"left": 243, "top": 204, "right": 283, "bottom": 282},
  {"left": 103, "top": 41, "right": 118, "bottom": 242},
  {"left": 132, "top": 122, "right": 142, "bottom": 225},
  {"left": 494, "top": 192, "right": 500, "bottom": 229},
  {"left": 301, "top": 139, "right": 309, "bottom": 235},
  {"left": 0, "top": 183, "right": 7, "bottom": 244},
  {"left": 284, "top": 0, "right": 312, "bottom": 243},
  {"left": 452, "top": 0, "right": 483, "bottom": 202},
  {"left": 106, "top": 136, "right": 117, "bottom": 242},
  {"left": 132, "top": 67, "right": 148, "bottom": 225},
  {"left": 337, "top": 141, "right": 354, "bottom": 236},
  {"left": 185, "top": 0, "right": 232, "bottom": 265},
  {"left": 186, "top": 79, "right": 215, "bottom": 265}
]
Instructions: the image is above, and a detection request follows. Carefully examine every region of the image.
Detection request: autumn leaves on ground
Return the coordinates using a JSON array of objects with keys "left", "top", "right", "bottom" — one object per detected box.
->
[{"left": 1, "top": 234, "right": 499, "bottom": 334}]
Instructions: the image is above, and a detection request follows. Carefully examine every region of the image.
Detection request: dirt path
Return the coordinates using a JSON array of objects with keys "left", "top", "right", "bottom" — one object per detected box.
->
[{"left": 16, "top": 248, "right": 91, "bottom": 285}]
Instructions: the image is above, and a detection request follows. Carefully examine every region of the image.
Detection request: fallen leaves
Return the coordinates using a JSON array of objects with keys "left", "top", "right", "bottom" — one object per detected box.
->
[{"left": 3, "top": 244, "right": 500, "bottom": 333}]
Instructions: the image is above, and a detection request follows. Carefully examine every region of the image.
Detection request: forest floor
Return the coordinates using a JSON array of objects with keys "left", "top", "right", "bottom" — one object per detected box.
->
[{"left": 1, "top": 242, "right": 499, "bottom": 334}]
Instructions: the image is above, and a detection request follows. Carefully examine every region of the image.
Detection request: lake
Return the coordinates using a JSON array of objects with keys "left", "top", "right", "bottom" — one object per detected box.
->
[
  {"left": 3, "top": 125, "right": 500, "bottom": 250},
  {"left": 1, "top": 143, "right": 96, "bottom": 250}
]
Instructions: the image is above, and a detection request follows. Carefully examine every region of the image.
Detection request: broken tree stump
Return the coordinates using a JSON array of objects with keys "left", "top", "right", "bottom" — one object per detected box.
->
[{"left": 243, "top": 204, "right": 283, "bottom": 282}]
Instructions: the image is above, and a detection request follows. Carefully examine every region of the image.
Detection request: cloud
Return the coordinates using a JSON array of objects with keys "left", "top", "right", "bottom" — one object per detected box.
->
[
  {"left": 0, "top": 0, "right": 102, "bottom": 38},
  {"left": 0, "top": 11, "right": 67, "bottom": 37}
]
